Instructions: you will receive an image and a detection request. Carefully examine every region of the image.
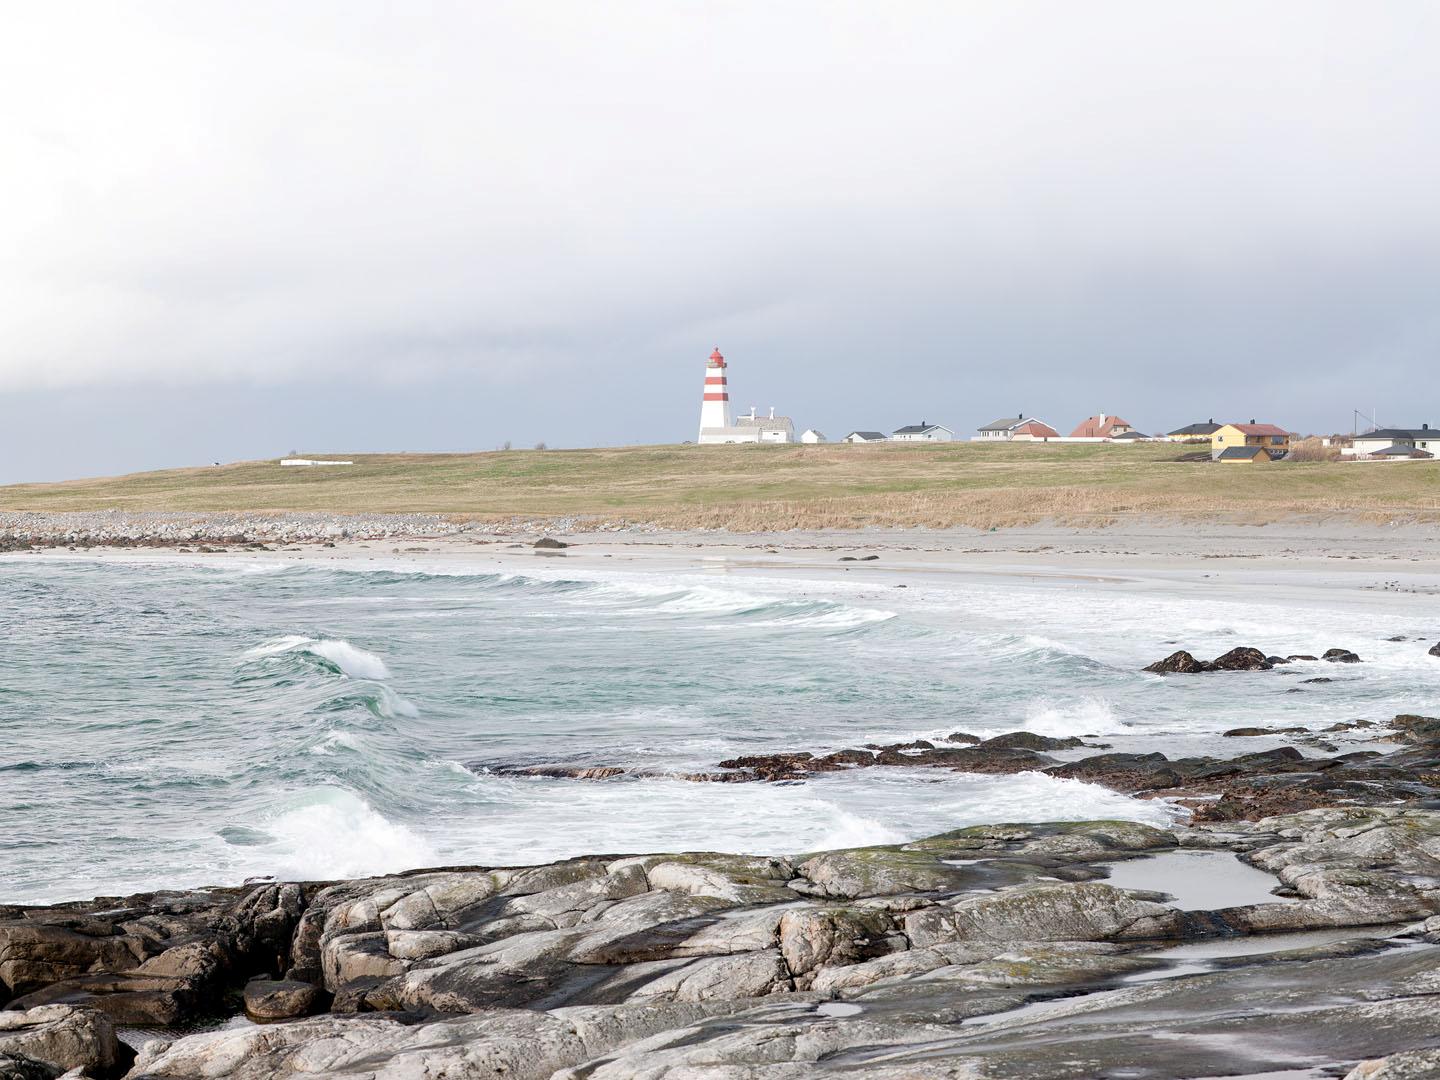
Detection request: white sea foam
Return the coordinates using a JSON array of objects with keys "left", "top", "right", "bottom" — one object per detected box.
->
[
  {"left": 1021, "top": 697, "right": 1130, "bottom": 737},
  {"left": 309, "top": 730, "right": 362, "bottom": 756},
  {"left": 810, "top": 807, "right": 909, "bottom": 850},
  {"left": 259, "top": 787, "right": 435, "bottom": 880},
  {"left": 243, "top": 636, "right": 391, "bottom": 680}
]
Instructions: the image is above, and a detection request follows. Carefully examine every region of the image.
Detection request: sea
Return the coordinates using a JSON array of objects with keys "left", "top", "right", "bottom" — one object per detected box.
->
[{"left": 3, "top": 553, "right": 1433, "bottom": 905}]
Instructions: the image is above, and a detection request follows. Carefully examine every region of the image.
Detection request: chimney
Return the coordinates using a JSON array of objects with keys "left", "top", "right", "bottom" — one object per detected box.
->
[{"left": 1250, "top": 418, "right": 1256, "bottom": 425}]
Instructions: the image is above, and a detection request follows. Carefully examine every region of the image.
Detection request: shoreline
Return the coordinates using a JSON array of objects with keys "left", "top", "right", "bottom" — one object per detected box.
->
[{"left": 7, "top": 517, "right": 1440, "bottom": 1077}]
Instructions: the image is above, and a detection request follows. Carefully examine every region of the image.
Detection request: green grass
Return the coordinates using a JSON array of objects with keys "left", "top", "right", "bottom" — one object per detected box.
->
[{"left": 3, "top": 442, "right": 1438, "bottom": 529}]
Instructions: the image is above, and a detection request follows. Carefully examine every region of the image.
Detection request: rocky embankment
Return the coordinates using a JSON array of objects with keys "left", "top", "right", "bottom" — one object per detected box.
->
[
  {"left": 0, "top": 512, "right": 654, "bottom": 551},
  {"left": 4, "top": 790, "right": 1440, "bottom": 1078}
]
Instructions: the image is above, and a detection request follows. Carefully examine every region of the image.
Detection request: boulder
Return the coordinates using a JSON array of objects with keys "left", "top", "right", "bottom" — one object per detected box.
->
[
  {"left": 1324, "top": 648, "right": 1363, "bottom": 663},
  {"left": 533, "top": 537, "right": 569, "bottom": 549},
  {"left": 0, "top": 1006, "right": 129, "bottom": 1079},
  {"left": 1429, "top": 642, "right": 1440, "bottom": 658},
  {"left": 242, "top": 977, "right": 324, "bottom": 1020},
  {"left": 904, "top": 883, "right": 1174, "bottom": 946},
  {"left": 977, "top": 732, "right": 1084, "bottom": 751},
  {"left": 626, "top": 950, "right": 792, "bottom": 1003},
  {"left": 1142, "top": 649, "right": 1209, "bottom": 674},
  {"left": 1347, "top": 1048, "right": 1440, "bottom": 1079},
  {"left": 796, "top": 847, "right": 973, "bottom": 899},
  {"left": 777, "top": 908, "right": 903, "bottom": 976},
  {"left": 1210, "top": 647, "right": 1272, "bottom": 671}
]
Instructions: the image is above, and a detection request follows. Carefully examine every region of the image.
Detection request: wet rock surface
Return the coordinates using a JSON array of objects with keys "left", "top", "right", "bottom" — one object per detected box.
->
[{"left": 1, "top": 809, "right": 1437, "bottom": 1078}]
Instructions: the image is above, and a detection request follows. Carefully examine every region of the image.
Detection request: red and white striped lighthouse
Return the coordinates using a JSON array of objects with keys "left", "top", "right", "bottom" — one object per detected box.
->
[{"left": 697, "top": 346, "right": 732, "bottom": 441}]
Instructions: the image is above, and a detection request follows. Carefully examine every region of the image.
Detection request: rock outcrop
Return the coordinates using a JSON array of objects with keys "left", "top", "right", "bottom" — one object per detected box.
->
[
  {"left": 0, "top": 810, "right": 1437, "bottom": 1079},
  {"left": 0, "top": 1006, "right": 129, "bottom": 1079}
]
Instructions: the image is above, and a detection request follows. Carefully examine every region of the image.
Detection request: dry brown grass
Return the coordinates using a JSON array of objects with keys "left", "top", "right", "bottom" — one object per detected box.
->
[{"left": 3, "top": 441, "right": 1440, "bottom": 529}]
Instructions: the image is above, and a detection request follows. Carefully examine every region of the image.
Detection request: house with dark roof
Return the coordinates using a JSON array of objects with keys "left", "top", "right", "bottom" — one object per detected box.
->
[
  {"left": 891, "top": 422, "right": 954, "bottom": 442},
  {"left": 1166, "top": 420, "right": 1223, "bottom": 442},
  {"left": 1365, "top": 444, "right": 1434, "bottom": 459},
  {"left": 842, "top": 431, "right": 889, "bottom": 443},
  {"left": 1216, "top": 445, "right": 1274, "bottom": 464},
  {"left": 1211, "top": 422, "right": 1291, "bottom": 458},
  {"left": 1348, "top": 425, "right": 1439, "bottom": 457},
  {"left": 974, "top": 416, "right": 1060, "bottom": 441},
  {"left": 1069, "top": 414, "right": 1135, "bottom": 439}
]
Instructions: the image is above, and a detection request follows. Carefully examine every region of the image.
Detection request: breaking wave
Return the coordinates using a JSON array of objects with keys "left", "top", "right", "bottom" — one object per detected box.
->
[{"left": 242, "top": 636, "right": 391, "bottom": 680}]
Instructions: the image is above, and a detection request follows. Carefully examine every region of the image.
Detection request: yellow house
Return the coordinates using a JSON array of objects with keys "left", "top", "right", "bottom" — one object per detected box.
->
[{"left": 1211, "top": 422, "right": 1291, "bottom": 456}]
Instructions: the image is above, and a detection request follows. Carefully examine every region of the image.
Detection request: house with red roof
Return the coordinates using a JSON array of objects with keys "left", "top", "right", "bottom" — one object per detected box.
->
[
  {"left": 974, "top": 415, "right": 1060, "bottom": 441},
  {"left": 1211, "top": 421, "right": 1291, "bottom": 458},
  {"left": 1068, "top": 414, "right": 1135, "bottom": 439}
]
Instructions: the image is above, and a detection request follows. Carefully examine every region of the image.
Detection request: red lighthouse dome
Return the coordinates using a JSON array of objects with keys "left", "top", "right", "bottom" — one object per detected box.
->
[{"left": 708, "top": 347, "right": 725, "bottom": 368}]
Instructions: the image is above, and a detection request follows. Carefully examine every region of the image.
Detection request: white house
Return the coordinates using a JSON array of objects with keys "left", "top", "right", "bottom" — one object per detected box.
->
[
  {"left": 973, "top": 416, "right": 1061, "bottom": 442},
  {"left": 892, "top": 422, "right": 954, "bottom": 442},
  {"left": 1345, "top": 425, "right": 1439, "bottom": 457},
  {"left": 843, "top": 431, "right": 888, "bottom": 443},
  {"left": 800, "top": 429, "right": 826, "bottom": 444},
  {"left": 727, "top": 407, "right": 794, "bottom": 443},
  {"left": 696, "top": 347, "right": 796, "bottom": 444}
]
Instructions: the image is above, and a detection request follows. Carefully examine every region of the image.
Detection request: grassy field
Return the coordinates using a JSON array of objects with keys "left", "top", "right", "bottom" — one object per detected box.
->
[{"left": 2, "top": 442, "right": 1439, "bottom": 529}]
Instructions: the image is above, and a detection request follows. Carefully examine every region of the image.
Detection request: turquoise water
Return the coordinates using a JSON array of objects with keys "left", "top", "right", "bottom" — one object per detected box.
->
[{"left": 2, "top": 555, "right": 1433, "bottom": 904}]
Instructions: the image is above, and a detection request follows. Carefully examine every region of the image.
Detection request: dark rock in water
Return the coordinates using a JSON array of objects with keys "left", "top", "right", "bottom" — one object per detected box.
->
[
  {"left": 1265, "top": 655, "right": 1289, "bottom": 666},
  {"left": 1325, "top": 720, "right": 1376, "bottom": 732},
  {"left": 1223, "top": 726, "right": 1307, "bottom": 737},
  {"left": 1046, "top": 752, "right": 1185, "bottom": 792},
  {"left": 859, "top": 554, "right": 880, "bottom": 561},
  {"left": 244, "top": 977, "right": 325, "bottom": 1020},
  {"left": 1430, "top": 641, "right": 1440, "bottom": 657},
  {"left": 1390, "top": 714, "right": 1440, "bottom": 744},
  {"left": 532, "top": 537, "right": 568, "bottom": 549},
  {"left": 1210, "top": 647, "right": 1273, "bottom": 671},
  {"left": 716, "top": 752, "right": 853, "bottom": 782},
  {"left": 1324, "top": 647, "right": 1362, "bottom": 663},
  {"left": 978, "top": 732, "right": 1085, "bottom": 751},
  {"left": 1287, "top": 654, "right": 1319, "bottom": 661},
  {"left": 1302, "top": 677, "right": 1334, "bottom": 684},
  {"left": 946, "top": 732, "right": 981, "bottom": 744},
  {"left": 498, "top": 764, "right": 629, "bottom": 780},
  {"left": 1142, "top": 650, "right": 1210, "bottom": 674},
  {"left": 838, "top": 556, "right": 856, "bottom": 562}
]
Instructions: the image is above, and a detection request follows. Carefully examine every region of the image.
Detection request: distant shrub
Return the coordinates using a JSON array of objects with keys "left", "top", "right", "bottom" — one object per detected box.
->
[
  {"left": 1285, "top": 438, "right": 1340, "bottom": 462},
  {"left": 534, "top": 441, "right": 548, "bottom": 451}
]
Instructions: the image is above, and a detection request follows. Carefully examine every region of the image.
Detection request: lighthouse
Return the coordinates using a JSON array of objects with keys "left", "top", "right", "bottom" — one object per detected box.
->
[
  {"left": 696, "top": 346, "right": 796, "bottom": 444},
  {"left": 697, "top": 346, "right": 732, "bottom": 441}
]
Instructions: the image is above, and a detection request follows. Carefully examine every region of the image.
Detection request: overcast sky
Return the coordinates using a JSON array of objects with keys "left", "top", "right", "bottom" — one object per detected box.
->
[{"left": 2, "top": 1, "right": 1438, "bottom": 482}]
